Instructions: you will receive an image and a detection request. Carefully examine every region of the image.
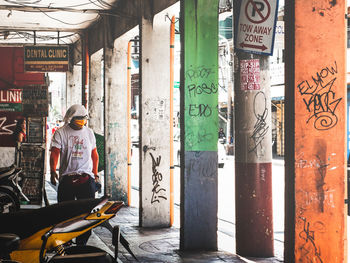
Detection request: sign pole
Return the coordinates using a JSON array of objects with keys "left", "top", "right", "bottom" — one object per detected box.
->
[{"left": 234, "top": 0, "right": 274, "bottom": 257}]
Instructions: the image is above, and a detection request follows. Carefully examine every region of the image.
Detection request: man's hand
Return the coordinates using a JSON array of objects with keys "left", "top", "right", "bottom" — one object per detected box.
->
[
  {"left": 51, "top": 171, "right": 59, "bottom": 186},
  {"left": 95, "top": 175, "right": 102, "bottom": 193}
]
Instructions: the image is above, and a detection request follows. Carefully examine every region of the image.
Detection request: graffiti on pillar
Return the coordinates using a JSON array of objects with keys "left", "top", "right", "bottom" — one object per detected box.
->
[
  {"left": 149, "top": 152, "right": 167, "bottom": 204},
  {"left": 183, "top": 0, "right": 219, "bottom": 152},
  {"left": 187, "top": 152, "right": 217, "bottom": 177},
  {"left": 185, "top": 127, "right": 214, "bottom": 149},
  {"left": 185, "top": 65, "right": 218, "bottom": 151},
  {"left": 298, "top": 217, "right": 324, "bottom": 263},
  {"left": 314, "top": 140, "right": 329, "bottom": 213},
  {"left": 0, "top": 117, "right": 15, "bottom": 135},
  {"left": 297, "top": 61, "right": 342, "bottom": 131},
  {"left": 249, "top": 91, "right": 269, "bottom": 155}
]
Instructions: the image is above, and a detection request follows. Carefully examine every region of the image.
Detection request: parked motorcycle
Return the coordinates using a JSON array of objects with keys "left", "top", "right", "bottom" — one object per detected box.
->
[
  {"left": 0, "top": 196, "right": 136, "bottom": 263},
  {"left": 0, "top": 164, "right": 29, "bottom": 213}
]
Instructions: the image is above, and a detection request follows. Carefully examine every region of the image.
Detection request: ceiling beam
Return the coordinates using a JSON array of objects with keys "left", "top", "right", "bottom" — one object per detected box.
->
[
  {"left": 87, "top": 0, "right": 178, "bottom": 55},
  {"left": 0, "top": 5, "right": 103, "bottom": 14}
]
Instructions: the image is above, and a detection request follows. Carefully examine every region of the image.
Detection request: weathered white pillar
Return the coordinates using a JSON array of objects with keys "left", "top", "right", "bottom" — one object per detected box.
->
[
  {"left": 104, "top": 32, "right": 132, "bottom": 202},
  {"left": 66, "top": 65, "right": 82, "bottom": 107},
  {"left": 89, "top": 49, "right": 103, "bottom": 135},
  {"left": 139, "top": 9, "right": 171, "bottom": 227}
]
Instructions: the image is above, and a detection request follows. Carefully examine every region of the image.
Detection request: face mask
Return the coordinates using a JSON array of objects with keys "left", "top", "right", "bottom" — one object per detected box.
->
[{"left": 73, "top": 119, "right": 87, "bottom": 128}]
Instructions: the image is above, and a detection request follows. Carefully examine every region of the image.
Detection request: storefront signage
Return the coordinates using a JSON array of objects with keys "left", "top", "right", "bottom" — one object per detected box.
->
[
  {"left": 0, "top": 89, "right": 22, "bottom": 111},
  {"left": 24, "top": 45, "right": 69, "bottom": 72},
  {"left": 22, "top": 86, "right": 48, "bottom": 116}
]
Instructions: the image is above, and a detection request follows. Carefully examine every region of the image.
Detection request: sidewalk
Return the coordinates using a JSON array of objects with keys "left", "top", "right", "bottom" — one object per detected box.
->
[{"left": 45, "top": 181, "right": 283, "bottom": 263}]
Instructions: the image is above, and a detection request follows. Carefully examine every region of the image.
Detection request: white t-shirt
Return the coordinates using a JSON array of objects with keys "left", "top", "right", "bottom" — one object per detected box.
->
[{"left": 51, "top": 124, "right": 96, "bottom": 177}]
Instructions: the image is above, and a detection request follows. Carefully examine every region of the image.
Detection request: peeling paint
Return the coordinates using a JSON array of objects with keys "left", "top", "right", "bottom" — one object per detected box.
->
[{"left": 329, "top": 0, "right": 337, "bottom": 7}]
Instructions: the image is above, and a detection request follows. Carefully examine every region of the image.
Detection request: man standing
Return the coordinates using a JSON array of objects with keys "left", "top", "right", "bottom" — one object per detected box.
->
[{"left": 50, "top": 104, "right": 99, "bottom": 245}]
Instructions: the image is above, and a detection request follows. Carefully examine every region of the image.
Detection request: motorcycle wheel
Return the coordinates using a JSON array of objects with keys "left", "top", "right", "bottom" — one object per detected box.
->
[
  {"left": 0, "top": 187, "right": 20, "bottom": 213},
  {"left": 49, "top": 245, "right": 114, "bottom": 263}
]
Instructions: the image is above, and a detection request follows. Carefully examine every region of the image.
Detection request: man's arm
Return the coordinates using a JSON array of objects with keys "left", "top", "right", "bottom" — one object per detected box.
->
[
  {"left": 50, "top": 147, "right": 60, "bottom": 185},
  {"left": 91, "top": 147, "right": 99, "bottom": 182}
]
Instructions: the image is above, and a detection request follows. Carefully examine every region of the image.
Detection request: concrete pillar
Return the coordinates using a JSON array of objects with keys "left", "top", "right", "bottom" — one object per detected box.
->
[
  {"left": 104, "top": 33, "right": 130, "bottom": 203},
  {"left": 89, "top": 49, "right": 103, "bottom": 135},
  {"left": 285, "top": 1, "right": 346, "bottom": 262},
  {"left": 66, "top": 64, "right": 82, "bottom": 107},
  {"left": 234, "top": 54, "right": 273, "bottom": 257},
  {"left": 139, "top": 7, "right": 173, "bottom": 227},
  {"left": 82, "top": 33, "right": 89, "bottom": 108},
  {"left": 180, "top": 0, "right": 219, "bottom": 250}
]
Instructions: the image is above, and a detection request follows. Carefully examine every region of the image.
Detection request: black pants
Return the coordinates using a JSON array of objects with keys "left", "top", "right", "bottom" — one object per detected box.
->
[{"left": 57, "top": 175, "right": 96, "bottom": 245}]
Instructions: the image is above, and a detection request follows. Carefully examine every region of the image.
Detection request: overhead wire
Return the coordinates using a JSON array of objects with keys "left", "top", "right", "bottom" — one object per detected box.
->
[
  {"left": 96, "top": 0, "right": 117, "bottom": 9},
  {"left": 49, "top": 0, "right": 106, "bottom": 9},
  {"left": 88, "top": 0, "right": 106, "bottom": 9},
  {"left": 1, "top": 4, "right": 134, "bottom": 19},
  {"left": 4, "top": 0, "right": 116, "bottom": 10},
  {"left": 0, "top": 0, "right": 135, "bottom": 44},
  {"left": 1, "top": 31, "right": 78, "bottom": 44},
  {"left": 4, "top": 0, "right": 105, "bottom": 9},
  {"left": 5, "top": 0, "right": 42, "bottom": 4},
  {"left": 38, "top": 8, "right": 100, "bottom": 26}
]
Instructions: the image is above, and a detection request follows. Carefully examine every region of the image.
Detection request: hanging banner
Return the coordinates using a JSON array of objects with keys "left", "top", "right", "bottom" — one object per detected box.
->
[{"left": 24, "top": 45, "right": 69, "bottom": 72}]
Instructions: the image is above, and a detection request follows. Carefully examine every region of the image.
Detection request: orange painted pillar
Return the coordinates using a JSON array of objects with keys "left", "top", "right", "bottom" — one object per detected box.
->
[
  {"left": 285, "top": 1, "right": 347, "bottom": 262},
  {"left": 127, "top": 41, "right": 132, "bottom": 206},
  {"left": 169, "top": 15, "right": 175, "bottom": 226}
]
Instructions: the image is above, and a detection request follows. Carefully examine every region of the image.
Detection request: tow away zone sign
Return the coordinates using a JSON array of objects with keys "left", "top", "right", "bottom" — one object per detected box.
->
[{"left": 236, "top": 0, "right": 278, "bottom": 55}]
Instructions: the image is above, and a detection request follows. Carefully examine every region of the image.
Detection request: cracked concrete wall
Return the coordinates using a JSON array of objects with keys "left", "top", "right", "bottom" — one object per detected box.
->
[
  {"left": 66, "top": 65, "right": 82, "bottom": 108},
  {"left": 89, "top": 49, "right": 104, "bottom": 135}
]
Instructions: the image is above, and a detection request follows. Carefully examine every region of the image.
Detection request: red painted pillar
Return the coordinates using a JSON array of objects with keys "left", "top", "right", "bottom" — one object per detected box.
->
[{"left": 285, "top": 1, "right": 347, "bottom": 262}]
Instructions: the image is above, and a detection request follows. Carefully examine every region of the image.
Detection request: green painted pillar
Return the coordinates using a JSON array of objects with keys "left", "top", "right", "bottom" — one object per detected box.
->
[{"left": 180, "top": 0, "right": 219, "bottom": 250}]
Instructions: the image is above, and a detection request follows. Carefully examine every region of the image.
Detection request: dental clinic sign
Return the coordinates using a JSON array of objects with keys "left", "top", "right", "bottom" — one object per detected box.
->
[
  {"left": 236, "top": 0, "right": 278, "bottom": 55},
  {"left": 24, "top": 45, "right": 69, "bottom": 72}
]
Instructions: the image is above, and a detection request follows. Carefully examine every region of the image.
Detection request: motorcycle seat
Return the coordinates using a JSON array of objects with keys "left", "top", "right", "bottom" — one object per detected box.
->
[
  {"left": 0, "top": 233, "right": 20, "bottom": 255},
  {"left": 0, "top": 197, "right": 104, "bottom": 239}
]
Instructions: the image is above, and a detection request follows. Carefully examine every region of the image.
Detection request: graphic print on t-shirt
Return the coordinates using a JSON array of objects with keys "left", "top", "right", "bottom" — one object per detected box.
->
[{"left": 69, "top": 135, "right": 87, "bottom": 158}]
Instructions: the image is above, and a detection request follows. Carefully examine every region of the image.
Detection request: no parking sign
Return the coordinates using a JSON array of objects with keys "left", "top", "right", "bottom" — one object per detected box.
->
[{"left": 236, "top": 0, "right": 279, "bottom": 55}]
